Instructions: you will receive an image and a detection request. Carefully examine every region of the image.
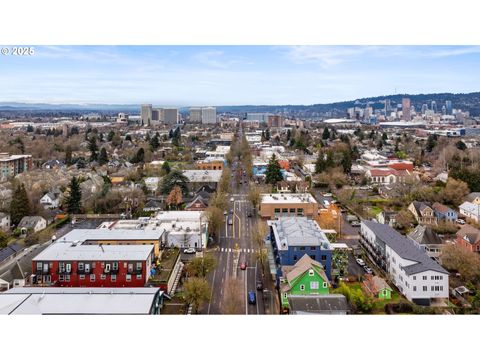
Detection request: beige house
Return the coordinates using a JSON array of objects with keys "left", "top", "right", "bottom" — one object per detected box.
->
[
  {"left": 259, "top": 193, "right": 319, "bottom": 219},
  {"left": 408, "top": 201, "right": 437, "bottom": 226}
]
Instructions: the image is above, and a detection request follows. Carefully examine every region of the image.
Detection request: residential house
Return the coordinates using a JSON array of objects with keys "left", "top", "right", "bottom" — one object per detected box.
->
[
  {"left": 407, "top": 225, "right": 444, "bottom": 260},
  {"left": 362, "top": 275, "right": 392, "bottom": 299},
  {"left": 40, "top": 191, "right": 61, "bottom": 209},
  {"left": 456, "top": 224, "right": 480, "bottom": 253},
  {"left": 259, "top": 193, "right": 319, "bottom": 219},
  {"left": 408, "top": 201, "right": 437, "bottom": 226},
  {"left": 42, "top": 159, "right": 66, "bottom": 169},
  {"left": 0, "top": 212, "right": 10, "bottom": 232},
  {"left": 185, "top": 194, "right": 208, "bottom": 211},
  {"left": 459, "top": 201, "right": 480, "bottom": 223},
  {"left": 0, "top": 287, "right": 164, "bottom": 314},
  {"left": 431, "top": 202, "right": 457, "bottom": 223},
  {"left": 280, "top": 254, "right": 330, "bottom": 311},
  {"left": 0, "top": 244, "right": 22, "bottom": 266},
  {"left": 268, "top": 217, "right": 332, "bottom": 280},
  {"left": 361, "top": 220, "right": 449, "bottom": 306},
  {"left": 376, "top": 211, "right": 397, "bottom": 227},
  {"left": 276, "top": 181, "right": 291, "bottom": 193},
  {"left": 17, "top": 216, "right": 47, "bottom": 235},
  {"left": 144, "top": 177, "right": 161, "bottom": 193},
  {"left": 465, "top": 192, "right": 480, "bottom": 205},
  {"left": 0, "top": 243, "right": 43, "bottom": 291},
  {"left": 143, "top": 199, "right": 163, "bottom": 212},
  {"left": 365, "top": 168, "right": 410, "bottom": 185}
]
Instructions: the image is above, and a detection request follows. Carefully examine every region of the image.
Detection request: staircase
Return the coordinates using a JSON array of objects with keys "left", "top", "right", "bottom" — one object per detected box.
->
[{"left": 169, "top": 262, "right": 184, "bottom": 296}]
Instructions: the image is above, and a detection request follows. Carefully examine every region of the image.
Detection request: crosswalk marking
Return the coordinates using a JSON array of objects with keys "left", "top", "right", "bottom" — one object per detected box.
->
[{"left": 216, "top": 247, "right": 257, "bottom": 253}]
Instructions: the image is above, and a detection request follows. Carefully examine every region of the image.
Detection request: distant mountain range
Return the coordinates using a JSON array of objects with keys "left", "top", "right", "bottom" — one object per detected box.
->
[{"left": 2, "top": 91, "right": 480, "bottom": 117}]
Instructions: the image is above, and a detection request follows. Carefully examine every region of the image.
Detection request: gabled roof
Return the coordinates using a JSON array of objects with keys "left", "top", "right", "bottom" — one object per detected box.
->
[
  {"left": 411, "top": 201, "right": 432, "bottom": 214},
  {"left": 466, "top": 192, "right": 480, "bottom": 202},
  {"left": 288, "top": 294, "right": 349, "bottom": 314},
  {"left": 431, "top": 202, "right": 455, "bottom": 215},
  {"left": 456, "top": 224, "right": 480, "bottom": 245},
  {"left": 362, "top": 220, "right": 448, "bottom": 275},
  {"left": 18, "top": 216, "right": 46, "bottom": 228},
  {"left": 459, "top": 201, "right": 480, "bottom": 216},
  {"left": 363, "top": 275, "right": 392, "bottom": 294},
  {"left": 408, "top": 225, "right": 443, "bottom": 245},
  {"left": 283, "top": 254, "right": 329, "bottom": 288}
]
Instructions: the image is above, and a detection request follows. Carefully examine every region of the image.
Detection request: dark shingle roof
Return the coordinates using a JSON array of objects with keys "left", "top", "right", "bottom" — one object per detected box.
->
[
  {"left": 408, "top": 225, "right": 443, "bottom": 246},
  {"left": 362, "top": 220, "right": 448, "bottom": 275},
  {"left": 288, "top": 294, "right": 349, "bottom": 314},
  {"left": 0, "top": 244, "right": 22, "bottom": 263}
]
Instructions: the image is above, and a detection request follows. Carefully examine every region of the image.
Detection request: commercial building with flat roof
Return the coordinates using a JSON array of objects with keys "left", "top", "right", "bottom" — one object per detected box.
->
[
  {"left": 0, "top": 287, "right": 164, "bottom": 314},
  {"left": 259, "top": 193, "right": 319, "bottom": 219}
]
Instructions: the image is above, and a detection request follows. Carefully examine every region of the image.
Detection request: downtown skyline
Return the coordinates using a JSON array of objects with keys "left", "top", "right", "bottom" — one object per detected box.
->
[{"left": 1, "top": 45, "right": 480, "bottom": 106}]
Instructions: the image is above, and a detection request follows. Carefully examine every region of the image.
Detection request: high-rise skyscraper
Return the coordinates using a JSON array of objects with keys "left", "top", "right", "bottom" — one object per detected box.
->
[
  {"left": 141, "top": 104, "right": 152, "bottom": 126},
  {"left": 445, "top": 100, "right": 452, "bottom": 115},
  {"left": 421, "top": 103, "right": 428, "bottom": 114},
  {"left": 431, "top": 101, "right": 437, "bottom": 114},
  {"left": 163, "top": 108, "right": 179, "bottom": 124},
  {"left": 201, "top": 107, "right": 217, "bottom": 124},
  {"left": 402, "top": 98, "right": 411, "bottom": 121},
  {"left": 189, "top": 107, "right": 202, "bottom": 123}
]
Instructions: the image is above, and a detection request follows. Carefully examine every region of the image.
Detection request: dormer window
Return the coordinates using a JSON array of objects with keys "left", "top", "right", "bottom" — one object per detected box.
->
[{"left": 308, "top": 269, "right": 314, "bottom": 276}]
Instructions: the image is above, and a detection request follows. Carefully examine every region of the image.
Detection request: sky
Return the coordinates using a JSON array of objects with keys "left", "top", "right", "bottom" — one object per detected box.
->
[{"left": 1, "top": 45, "right": 480, "bottom": 106}]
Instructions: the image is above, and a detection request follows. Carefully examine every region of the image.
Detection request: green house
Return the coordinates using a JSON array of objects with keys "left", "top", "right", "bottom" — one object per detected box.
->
[
  {"left": 280, "top": 254, "right": 330, "bottom": 310},
  {"left": 363, "top": 275, "right": 392, "bottom": 300}
]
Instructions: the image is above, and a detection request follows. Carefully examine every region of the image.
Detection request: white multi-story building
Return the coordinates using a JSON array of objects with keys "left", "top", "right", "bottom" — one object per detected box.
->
[
  {"left": 459, "top": 201, "right": 480, "bottom": 223},
  {"left": 201, "top": 107, "right": 217, "bottom": 124},
  {"left": 360, "top": 220, "right": 449, "bottom": 306}
]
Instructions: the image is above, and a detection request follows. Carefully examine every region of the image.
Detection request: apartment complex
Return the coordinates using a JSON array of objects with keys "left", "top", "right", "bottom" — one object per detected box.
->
[
  {"left": 189, "top": 106, "right": 217, "bottom": 124},
  {"left": 140, "top": 105, "right": 178, "bottom": 125},
  {"left": 0, "top": 153, "right": 33, "bottom": 180}
]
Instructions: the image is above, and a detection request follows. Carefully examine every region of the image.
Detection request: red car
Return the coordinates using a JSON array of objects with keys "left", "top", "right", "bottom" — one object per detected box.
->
[{"left": 240, "top": 262, "right": 247, "bottom": 270}]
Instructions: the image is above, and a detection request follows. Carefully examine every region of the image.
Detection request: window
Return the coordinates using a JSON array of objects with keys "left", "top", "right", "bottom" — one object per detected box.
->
[
  {"left": 282, "top": 209, "right": 288, "bottom": 214},
  {"left": 283, "top": 293, "right": 287, "bottom": 299},
  {"left": 289, "top": 208, "right": 295, "bottom": 213},
  {"left": 413, "top": 286, "right": 416, "bottom": 292},
  {"left": 105, "top": 263, "right": 111, "bottom": 272},
  {"left": 413, "top": 276, "right": 416, "bottom": 280},
  {"left": 126, "top": 274, "right": 132, "bottom": 282},
  {"left": 36, "top": 262, "right": 42, "bottom": 271},
  {"left": 111, "top": 274, "right": 117, "bottom": 282},
  {"left": 293, "top": 255, "right": 297, "bottom": 261},
  {"left": 299, "top": 284, "right": 305, "bottom": 291},
  {"left": 422, "top": 276, "right": 427, "bottom": 280},
  {"left": 431, "top": 286, "right": 434, "bottom": 291},
  {"left": 79, "top": 275, "right": 85, "bottom": 280},
  {"left": 78, "top": 262, "right": 84, "bottom": 271},
  {"left": 136, "top": 262, "right": 142, "bottom": 271},
  {"left": 308, "top": 269, "right": 314, "bottom": 276},
  {"left": 310, "top": 281, "right": 319, "bottom": 289},
  {"left": 423, "top": 286, "right": 427, "bottom": 291},
  {"left": 440, "top": 286, "right": 443, "bottom": 291},
  {"left": 297, "top": 208, "right": 304, "bottom": 216},
  {"left": 136, "top": 274, "right": 142, "bottom": 280},
  {"left": 323, "top": 282, "right": 328, "bottom": 288},
  {"left": 85, "top": 263, "right": 90, "bottom": 273},
  {"left": 128, "top": 263, "right": 134, "bottom": 273},
  {"left": 65, "top": 263, "right": 71, "bottom": 273},
  {"left": 59, "top": 275, "right": 65, "bottom": 281},
  {"left": 274, "top": 208, "right": 280, "bottom": 213},
  {"left": 300, "top": 246, "right": 305, "bottom": 251},
  {"left": 311, "top": 255, "right": 316, "bottom": 260},
  {"left": 65, "top": 275, "right": 70, "bottom": 282},
  {"left": 310, "top": 246, "right": 316, "bottom": 251},
  {"left": 321, "top": 255, "right": 327, "bottom": 261},
  {"left": 59, "top": 262, "right": 65, "bottom": 273},
  {"left": 112, "top": 262, "right": 118, "bottom": 271},
  {"left": 383, "top": 290, "right": 387, "bottom": 295},
  {"left": 90, "top": 274, "right": 95, "bottom": 282}
]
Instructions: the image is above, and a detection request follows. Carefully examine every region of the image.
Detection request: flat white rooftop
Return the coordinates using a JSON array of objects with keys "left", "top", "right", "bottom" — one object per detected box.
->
[
  {"left": 261, "top": 193, "right": 317, "bottom": 204},
  {"left": 0, "top": 287, "right": 162, "bottom": 315}
]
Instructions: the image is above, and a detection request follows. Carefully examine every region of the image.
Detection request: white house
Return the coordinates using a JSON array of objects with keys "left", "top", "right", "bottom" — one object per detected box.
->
[
  {"left": 361, "top": 220, "right": 449, "bottom": 306},
  {"left": 17, "top": 216, "right": 47, "bottom": 235},
  {"left": 0, "top": 212, "right": 10, "bottom": 232},
  {"left": 459, "top": 201, "right": 480, "bottom": 223},
  {"left": 144, "top": 177, "right": 161, "bottom": 193},
  {"left": 40, "top": 191, "right": 61, "bottom": 209}
]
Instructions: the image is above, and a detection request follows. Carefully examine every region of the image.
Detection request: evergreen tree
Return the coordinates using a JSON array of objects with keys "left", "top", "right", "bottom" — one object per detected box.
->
[
  {"left": 88, "top": 136, "right": 98, "bottom": 162},
  {"left": 107, "top": 130, "right": 115, "bottom": 142},
  {"left": 265, "top": 128, "right": 271, "bottom": 140},
  {"left": 65, "top": 146, "right": 73, "bottom": 166},
  {"left": 149, "top": 133, "right": 160, "bottom": 150},
  {"left": 168, "top": 129, "right": 174, "bottom": 139},
  {"left": 426, "top": 134, "right": 437, "bottom": 152},
  {"left": 265, "top": 154, "right": 283, "bottom": 185},
  {"left": 10, "top": 183, "right": 31, "bottom": 226},
  {"left": 65, "top": 176, "right": 82, "bottom": 214},
  {"left": 125, "top": 134, "right": 132, "bottom": 142},
  {"left": 131, "top": 147, "right": 145, "bottom": 164},
  {"left": 322, "top": 127, "right": 330, "bottom": 140},
  {"left": 315, "top": 150, "right": 327, "bottom": 173},
  {"left": 162, "top": 161, "right": 171, "bottom": 175},
  {"left": 456, "top": 140, "right": 467, "bottom": 151},
  {"left": 98, "top": 147, "right": 108, "bottom": 165},
  {"left": 286, "top": 129, "right": 291, "bottom": 141}
]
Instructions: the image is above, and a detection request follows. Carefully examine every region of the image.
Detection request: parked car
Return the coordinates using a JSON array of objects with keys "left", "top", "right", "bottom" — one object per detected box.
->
[
  {"left": 364, "top": 266, "right": 373, "bottom": 274},
  {"left": 351, "top": 220, "right": 361, "bottom": 227},
  {"left": 456, "top": 219, "right": 466, "bottom": 225},
  {"left": 240, "top": 262, "right": 247, "bottom": 270},
  {"left": 183, "top": 248, "right": 196, "bottom": 254},
  {"left": 256, "top": 281, "right": 263, "bottom": 291},
  {"left": 248, "top": 291, "right": 256, "bottom": 304},
  {"left": 356, "top": 258, "right": 366, "bottom": 266},
  {"left": 323, "top": 193, "right": 333, "bottom": 197},
  {"left": 228, "top": 218, "right": 233, "bottom": 225}
]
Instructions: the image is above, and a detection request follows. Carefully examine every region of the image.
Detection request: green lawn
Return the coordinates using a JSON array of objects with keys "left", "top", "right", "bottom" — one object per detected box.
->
[{"left": 370, "top": 206, "right": 383, "bottom": 216}]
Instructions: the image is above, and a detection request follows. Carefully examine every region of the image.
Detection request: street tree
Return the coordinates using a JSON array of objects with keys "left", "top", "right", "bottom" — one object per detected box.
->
[
  {"left": 251, "top": 221, "right": 268, "bottom": 248},
  {"left": 205, "top": 206, "right": 224, "bottom": 240},
  {"left": 248, "top": 185, "right": 261, "bottom": 213},
  {"left": 166, "top": 185, "right": 183, "bottom": 210},
  {"left": 186, "top": 254, "right": 217, "bottom": 278},
  {"left": 183, "top": 277, "right": 211, "bottom": 314},
  {"left": 65, "top": 176, "right": 82, "bottom": 214},
  {"left": 265, "top": 154, "right": 283, "bottom": 185}
]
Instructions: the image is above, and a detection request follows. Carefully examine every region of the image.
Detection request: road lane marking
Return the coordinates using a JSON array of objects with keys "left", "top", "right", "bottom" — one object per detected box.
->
[{"left": 207, "top": 267, "right": 217, "bottom": 315}]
